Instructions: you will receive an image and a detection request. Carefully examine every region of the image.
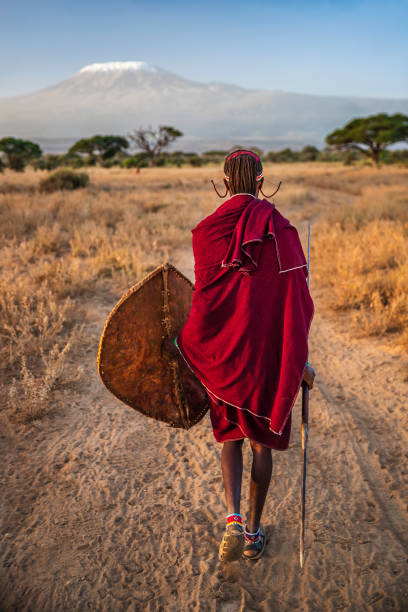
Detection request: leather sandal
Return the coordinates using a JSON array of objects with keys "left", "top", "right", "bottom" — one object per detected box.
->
[
  {"left": 218, "top": 522, "right": 244, "bottom": 562},
  {"left": 242, "top": 525, "right": 266, "bottom": 560}
]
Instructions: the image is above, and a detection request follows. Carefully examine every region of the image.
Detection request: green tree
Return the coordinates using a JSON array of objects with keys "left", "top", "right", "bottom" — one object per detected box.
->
[
  {"left": 69, "top": 135, "right": 129, "bottom": 162},
  {"left": 0, "top": 137, "right": 42, "bottom": 171},
  {"left": 326, "top": 113, "right": 408, "bottom": 167},
  {"left": 299, "top": 145, "right": 320, "bottom": 162},
  {"left": 128, "top": 126, "right": 183, "bottom": 166}
]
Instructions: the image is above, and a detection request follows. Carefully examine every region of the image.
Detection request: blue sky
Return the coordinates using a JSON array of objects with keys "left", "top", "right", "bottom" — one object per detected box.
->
[{"left": 1, "top": 0, "right": 407, "bottom": 98}]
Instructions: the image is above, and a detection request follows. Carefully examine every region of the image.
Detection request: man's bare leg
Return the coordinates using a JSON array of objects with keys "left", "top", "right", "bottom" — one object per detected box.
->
[
  {"left": 221, "top": 439, "right": 244, "bottom": 515},
  {"left": 218, "top": 439, "right": 245, "bottom": 561},
  {"left": 247, "top": 440, "right": 273, "bottom": 533}
]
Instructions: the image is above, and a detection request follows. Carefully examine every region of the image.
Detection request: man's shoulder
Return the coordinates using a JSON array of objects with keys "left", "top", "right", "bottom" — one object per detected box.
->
[{"left": 261, "top": 200, "right": 298, "bottom": 236}]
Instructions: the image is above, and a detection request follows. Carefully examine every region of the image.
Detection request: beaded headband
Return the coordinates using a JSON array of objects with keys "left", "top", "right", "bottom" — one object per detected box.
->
[
  {"left": 224, "top": 150, "right": 263, "bottom": 182},
  {"left": 226, "top": 150, "right": 260, "bottom": 162},
  {"left": 224, "top": 172, "right": 263, "bottom": 182}
]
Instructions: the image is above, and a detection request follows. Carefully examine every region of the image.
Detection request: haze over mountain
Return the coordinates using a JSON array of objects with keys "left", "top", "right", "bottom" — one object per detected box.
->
[{"left": 1, "top": 61, "right": 407, "bottom": 153}]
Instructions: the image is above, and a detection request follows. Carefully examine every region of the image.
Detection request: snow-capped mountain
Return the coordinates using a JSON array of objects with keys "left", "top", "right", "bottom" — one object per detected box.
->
[{"left": 1, "top": 61, "right": 407, "bottom": 153}]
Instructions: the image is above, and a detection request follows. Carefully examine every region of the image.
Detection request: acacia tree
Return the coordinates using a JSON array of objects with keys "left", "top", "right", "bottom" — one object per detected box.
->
[
  {"left": 128, "top": 125, "right": 183, "bottom": 166},
  {"left": 326, "top": 113, "right": 408, "bottom": 167},
  {"left": 0, "top": 137, "right": 42, "bottom": 171},
  {"left": 69, "top": 135, "right": 129, "bottom": 162}
]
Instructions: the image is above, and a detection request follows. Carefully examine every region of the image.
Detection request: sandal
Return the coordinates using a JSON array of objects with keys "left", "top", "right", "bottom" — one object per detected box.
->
[
  {"left": 242, "top": 525, "right": 266, "bottom": 560},
  {"left": 218, "top": 514, "right": 245, "bottom": 562}
]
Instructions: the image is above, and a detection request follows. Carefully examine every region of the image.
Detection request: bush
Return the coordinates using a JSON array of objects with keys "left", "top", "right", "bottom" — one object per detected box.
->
[
  {"left": 343, "top": 151, "right": 359, "bottom": 166},
  {"left": 299, "top": 146, "right": 320, "bottom": 162},
  {"left": 381, "top": 149, "right": 408, "bottom": 166},
  {"left": 266, "top": 148, "right": 299, "bottom": 163},
  {"left": 62, "top": 154, "right": 86, "bottom": 169},
  {"left": 32, "top": 154, "right": 63, "bottom": 171},
  {"left": 39, "top": 169, "right": 89, "bottom": 193},
  {"left": 190, "top": 155, "right": 203, "bottom": 167},
  {"left": 201, "top": 150, "right": 228, "bottom": 164},
  {"left": 121, "top": 154, "right": 149, "bottom": 169}
]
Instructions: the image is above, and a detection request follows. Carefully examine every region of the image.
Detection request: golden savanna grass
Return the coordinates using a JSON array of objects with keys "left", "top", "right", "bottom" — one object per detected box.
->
[
  {"left": 312, "top": 181, "right": 408, "bottom": 346},
  {"left": 1, "top": 163, "right": 407, "bottom": 424}
]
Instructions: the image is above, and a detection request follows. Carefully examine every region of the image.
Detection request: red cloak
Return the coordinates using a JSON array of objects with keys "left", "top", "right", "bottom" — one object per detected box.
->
[{"left": 176, "top": 194, "right": 314, "bottom": 450}]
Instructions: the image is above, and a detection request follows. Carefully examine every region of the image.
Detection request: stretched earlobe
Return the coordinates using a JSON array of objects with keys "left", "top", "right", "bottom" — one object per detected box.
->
[
  {"left": 259, "top": 180, "right": 282, "bottom": 199},
  {"left": 211, "top": 179, "right": 228, "bottom": 198}
]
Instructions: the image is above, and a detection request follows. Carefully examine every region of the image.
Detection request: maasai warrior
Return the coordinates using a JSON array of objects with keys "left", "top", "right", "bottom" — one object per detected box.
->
[{"left": 171, "top": 150, "right": 315, "bottom": 561}]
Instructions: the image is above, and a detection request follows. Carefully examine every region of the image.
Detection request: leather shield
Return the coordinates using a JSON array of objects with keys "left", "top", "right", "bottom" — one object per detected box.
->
[{"left": 97, "top": 263, "right": 209, "bottom": 428}]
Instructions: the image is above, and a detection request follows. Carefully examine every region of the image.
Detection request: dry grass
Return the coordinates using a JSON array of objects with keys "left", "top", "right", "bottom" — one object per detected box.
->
[
  {"left": 1, "top": 163, "right": 407, "bottom": 425},
  {"left": 0, "top": 167, "right": 211, "bottom": 425},
  {"left": 313, "top": 183, "right": 408, "bottom": 349}
]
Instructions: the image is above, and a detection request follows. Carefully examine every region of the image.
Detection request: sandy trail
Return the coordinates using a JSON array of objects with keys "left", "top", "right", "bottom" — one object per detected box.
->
[{"left": 1, "top": 235, "right": 408, "bottom": 610}]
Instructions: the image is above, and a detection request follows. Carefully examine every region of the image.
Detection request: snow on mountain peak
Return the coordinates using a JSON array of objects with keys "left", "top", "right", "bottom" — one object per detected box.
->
[{"left": 79, "top": 61, "right": 157, "bottom": 74}]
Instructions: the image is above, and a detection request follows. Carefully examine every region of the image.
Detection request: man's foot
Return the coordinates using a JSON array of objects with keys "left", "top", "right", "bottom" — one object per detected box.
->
[
  {"left": 242, "top": 525, "right": 266, "bottom": 560},
  {"left": 218, "top": 513, "right": 244, "bottom": 562}
]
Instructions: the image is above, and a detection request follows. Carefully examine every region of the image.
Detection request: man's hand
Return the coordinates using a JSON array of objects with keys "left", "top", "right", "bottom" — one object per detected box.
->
[{"left": 303, "top": 364, "right": 316, "bottom": 389}]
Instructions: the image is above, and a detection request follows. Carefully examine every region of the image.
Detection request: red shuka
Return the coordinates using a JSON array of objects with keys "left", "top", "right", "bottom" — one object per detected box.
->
[{"left": 176, "top": 194, "right": 314, "bottom": 450}]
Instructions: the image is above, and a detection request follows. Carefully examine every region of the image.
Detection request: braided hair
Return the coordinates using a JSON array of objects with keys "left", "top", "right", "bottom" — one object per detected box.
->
[
  {"left": 210, "top": 150, "right": 281, "bottom": 199},
  {"left": 224, "top": 150, "right": 263, "bottom": 196}
]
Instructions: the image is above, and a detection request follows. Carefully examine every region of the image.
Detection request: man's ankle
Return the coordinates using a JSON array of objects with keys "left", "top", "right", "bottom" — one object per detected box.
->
[
  {"left": 246, "top": 523, "right": 260, "bottom": 534},
  {"left": 226, "top": 512, "right": 243, "bottom": 525},
  {"left": 225, "top": 513, "right": 243, "bottom": 533},
  {"left": 244, "top": 525, "right": 261, "bottom": 543}
]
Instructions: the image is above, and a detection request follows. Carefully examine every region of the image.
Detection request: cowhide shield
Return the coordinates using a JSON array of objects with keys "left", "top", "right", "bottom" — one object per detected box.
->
[{"left": 97, "top": 263, "right": 209, "bottom": 429}]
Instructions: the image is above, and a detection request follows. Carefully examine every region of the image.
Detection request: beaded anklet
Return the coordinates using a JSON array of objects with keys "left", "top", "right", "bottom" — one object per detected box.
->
[
  {"left": 226, "top": 513, "right": 243, "bottom": 528},
  {"left": 244, "top": 526, "right": 261, "bottom": 543}
]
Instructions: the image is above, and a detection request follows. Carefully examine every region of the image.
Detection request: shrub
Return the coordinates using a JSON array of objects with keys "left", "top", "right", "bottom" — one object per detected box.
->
[
  {"left": 121, "top": 154, "right": 149, "bottom": 169},
  {"left": 190, "top": 156, "right": 203, "bottom": 167},
  {"left": 299, "top": 145, "right": 320, "bottom": 162},
  {"left": 32, "top": 154, "right": 63, "bottom": 171},
  {"left": 201, "top": 150, "right": 227, "bottom": 164},
  {"left": 39, "top": 169, "right": 89, "bottom": 193},
  {"left": 58, "top": 153, "right": 86, "bottom": 168},
  {"left": 266, "top": 148, "right": 299, "bottom": 163},
  {"left": 343, "top": 151, "right": 359, "bottom": 166}
]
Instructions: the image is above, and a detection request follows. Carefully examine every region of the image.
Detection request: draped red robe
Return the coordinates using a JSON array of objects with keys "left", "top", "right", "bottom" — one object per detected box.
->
[{"left": 176, "top": 193, "right": 314, "bottom": 450}]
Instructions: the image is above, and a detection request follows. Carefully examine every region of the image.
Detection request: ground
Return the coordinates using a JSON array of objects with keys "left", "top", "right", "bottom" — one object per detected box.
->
[{"left": 0, "top": 166, "right": 407, "bottom": 610}]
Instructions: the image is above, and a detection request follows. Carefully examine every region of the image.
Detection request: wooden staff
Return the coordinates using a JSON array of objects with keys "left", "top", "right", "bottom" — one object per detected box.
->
[{"left": 300, "top": 223, "right": 311, "bottom": 569}]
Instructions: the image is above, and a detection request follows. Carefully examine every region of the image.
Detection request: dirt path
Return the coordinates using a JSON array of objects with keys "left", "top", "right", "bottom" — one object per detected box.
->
[{"left": 1, "top": 242, "right": 408, "bottom": 610}]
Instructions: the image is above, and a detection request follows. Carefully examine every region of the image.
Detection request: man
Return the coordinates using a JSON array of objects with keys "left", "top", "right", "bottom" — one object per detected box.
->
[{"left": 173, "top": 150, "right": 315, "bottom": 561}]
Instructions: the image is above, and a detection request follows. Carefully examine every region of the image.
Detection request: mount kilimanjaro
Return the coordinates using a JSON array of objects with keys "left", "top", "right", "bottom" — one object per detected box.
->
[{"left": 1, "top": 61, "right": 407, "bottom": 153}]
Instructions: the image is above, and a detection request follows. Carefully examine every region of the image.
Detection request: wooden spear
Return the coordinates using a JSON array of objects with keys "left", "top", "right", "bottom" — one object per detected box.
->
[{"left": 300, "top": 223, "right": 311, "bottom": 569}]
